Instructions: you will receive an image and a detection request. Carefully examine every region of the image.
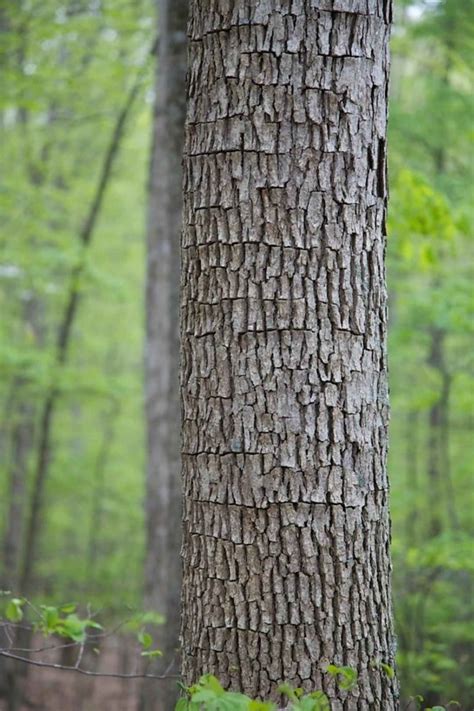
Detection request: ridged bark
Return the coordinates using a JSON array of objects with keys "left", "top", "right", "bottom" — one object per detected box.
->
[
  {"left": 142, "top": 0, "right": 188, "bottom": 709},
  {"left": 181, "top": 1, "right": 397, "bottom": 708}
]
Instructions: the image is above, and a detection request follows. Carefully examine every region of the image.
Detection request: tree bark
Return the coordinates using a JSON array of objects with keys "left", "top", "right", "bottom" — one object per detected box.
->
[
  {"left": 180, "top": 1, "right": 397, "bottom": 708},
  {"left": 141, "top": 1, "right": 188, "bottom": 709}
]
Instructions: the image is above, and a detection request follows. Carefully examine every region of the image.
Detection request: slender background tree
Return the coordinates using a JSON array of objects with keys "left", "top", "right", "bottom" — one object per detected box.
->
[{"left": 142, "top": 0, "right": 188, "bottom": 709}]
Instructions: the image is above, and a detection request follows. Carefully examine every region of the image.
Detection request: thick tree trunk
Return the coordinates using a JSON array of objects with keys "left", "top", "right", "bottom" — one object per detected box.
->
[
  {"left": 180, "top": 1, "right": 397, "bottom": 708},
  {"left": 141, "top": 1, "right": 188, "bottom": 709}
]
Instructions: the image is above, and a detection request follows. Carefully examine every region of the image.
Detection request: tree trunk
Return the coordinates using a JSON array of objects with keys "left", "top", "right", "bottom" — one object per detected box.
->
[
  {"left": 180, "top": 1, "right": 397, "bottom": 707},
  {"left": 405, "top": 410, "right": 419, "bottom": 544},
  {"left": 87, "top": 400, "right": 120, "bottom": 584},
  {"left": 141, "top": 1, "right": 188, "bottom": 709},
  {"left": 2, "top": 400, "right": 33, "bottom": 588},
  {"left": 426, "top": 326, "right": 457, "bottom": 536}
]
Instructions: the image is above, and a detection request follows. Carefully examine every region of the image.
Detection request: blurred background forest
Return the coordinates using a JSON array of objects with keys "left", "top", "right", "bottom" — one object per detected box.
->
[{"left": 0, "top": 0, "right": 472, "bottom": 708}]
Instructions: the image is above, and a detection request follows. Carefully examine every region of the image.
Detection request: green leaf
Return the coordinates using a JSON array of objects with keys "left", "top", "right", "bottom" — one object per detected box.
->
[
  {"left": 248, "top": 700, "right": 276, "bottom": 711},
  {"left": 202, "top": 674, "right": 225, "bottom": 695},
  {"left": 141, "top": 649, "right": 163, "bottom": 658},
  {"left": 189, "top": 689, "right": 216, "bottom": 703},
  {"left": 86, "top": 620, "right": 103, "bottom": 630},
  {"left": 174, "top": 700, "right": 189, "bottom": 711},
  {"left": 6, "top": 598, "right": 24, "bottom": 623},
  {"left": 138, "top": 630, "right": 153, "bottom": 649},
  {"left": 59, "top": 603, "right": 77, "bottom": 614},
  {"left": 40, "top": 605, "right": 60, "bottom": 632}
]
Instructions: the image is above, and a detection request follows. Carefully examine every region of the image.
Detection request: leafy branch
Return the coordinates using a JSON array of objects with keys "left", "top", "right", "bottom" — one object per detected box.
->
[{"left": 0, "top": 594, "right": 174, "bottom": 682}]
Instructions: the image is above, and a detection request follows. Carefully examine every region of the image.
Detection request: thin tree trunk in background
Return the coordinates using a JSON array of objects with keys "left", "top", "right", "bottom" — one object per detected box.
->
[
  {"left": 426, "top": 326, "right": 457, "bottom": 536},
  {"left": 2, "top": 400, "right": 33, "bottom": 588},
  {"left": 405, "top": 410, "right": 419, "bottom": 544},
  {"left": 87, "top": 400, "right": 120, "bottom": 582},
  {"left": 426, "top": 327, "right": 445, "bottom": 536},
  {"left": 0, "top": 299, "right": 44, "bottom": 706},
  {"left": 141, "top": 1, "right": 188, "bottom": 709},
  {"left": 181, "top": 1, "right": 397, "bottom": 706}
]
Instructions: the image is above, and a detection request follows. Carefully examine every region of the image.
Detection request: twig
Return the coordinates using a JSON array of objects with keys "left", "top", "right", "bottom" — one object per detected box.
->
[
  {"left": 75, "top": 640, "right": 85, "bottom": 669},
  {"left": 0, "top": 650, "right": 179, "bottom": 681},
  {"left": 5, "top": 640, "right": 84, "bottom": 655}
]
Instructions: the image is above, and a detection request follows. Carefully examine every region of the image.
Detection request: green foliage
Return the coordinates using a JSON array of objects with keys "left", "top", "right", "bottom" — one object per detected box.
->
[
  {"left": 278, "top": 684, "right": 330, "bottom": 711},
  {"left": 0, "top": 0, "right": 153, "bottom": 616},
  {"left": 388, "top": 3, "right": 474, "bottom": 706},
  {"left": 36, "top": 606, "right": 103, "bottom": 642},
  {"left": 175, "top": 673, "right": 460, "bottom": 711},
  {"left": 4, "top": 597, "right": 103, "bottom": 643},
  {"left": 177, "top": 669, "right": 357, "bottom": 710},
  {"left": 124, "top": 609, "right": 164, "bottom": 657},
  {"left": 325, "top": 665, "right": 357, "bottom": 691},
  {"left": 5, "top": 598, "right": 25, "bottom": 623},
  {"left": 389, "top": 169, "right": 458, "bottom": 269},
  {"left": 176, "top": 674, "right": 275, "bottom": 711}
]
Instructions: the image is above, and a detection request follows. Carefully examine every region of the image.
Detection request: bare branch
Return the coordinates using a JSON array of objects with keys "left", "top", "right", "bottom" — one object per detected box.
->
[
  {"left": 74, "top": 640, "right": 85, "bottom": 669},
  {"left": 0, "top": 650, "right": 179, "bottom": 681}
]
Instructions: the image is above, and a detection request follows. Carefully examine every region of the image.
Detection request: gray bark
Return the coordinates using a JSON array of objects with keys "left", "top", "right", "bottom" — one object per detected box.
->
[
  {"left": 180, "top": 1, "right": 397, "bottom": 708},
  {"left": 142, "top": 1, "right": 188, "bottom": 709}
]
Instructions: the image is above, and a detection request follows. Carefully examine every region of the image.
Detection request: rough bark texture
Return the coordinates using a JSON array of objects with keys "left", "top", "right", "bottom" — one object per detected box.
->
[
  {"left": 142, "top": 1, "right": 188, "bottom": 709},
  {"left": 180, "top": 1, "right": 397, "bottom": 708}
]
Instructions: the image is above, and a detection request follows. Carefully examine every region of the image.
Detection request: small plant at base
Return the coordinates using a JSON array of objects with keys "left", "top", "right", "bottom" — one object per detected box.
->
[
  {"left": 176, "top": 666, "right": 356, "bottom": 710},
  {"left": 175, "top": 674, "right": 276, "bottom": 710}
]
